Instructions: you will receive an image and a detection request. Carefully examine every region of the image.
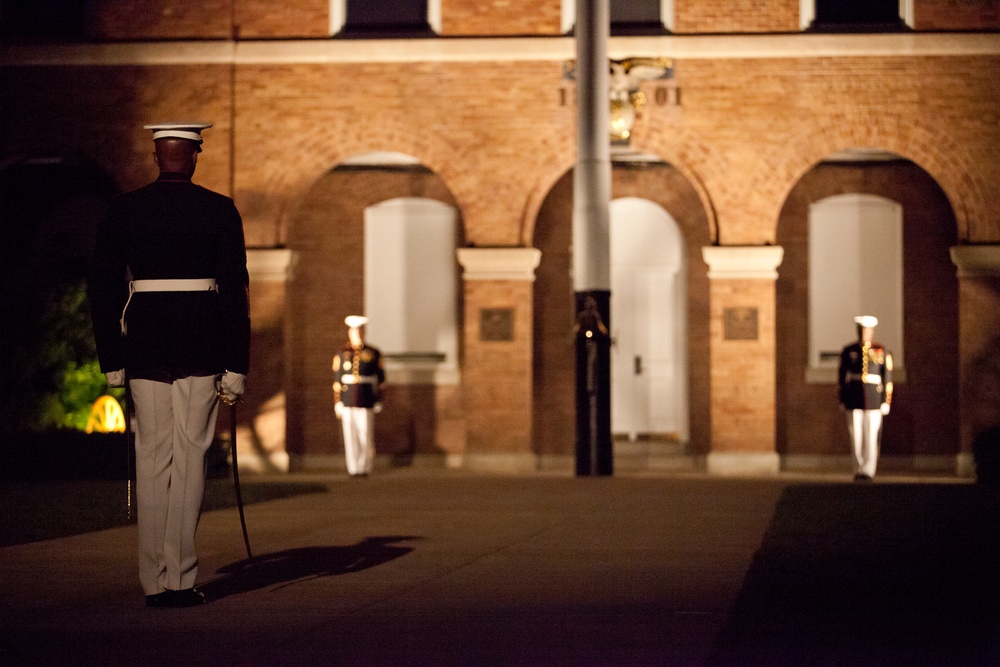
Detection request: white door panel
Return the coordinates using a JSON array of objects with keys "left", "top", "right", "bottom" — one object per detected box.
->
[{"left": 610, "top": 198, "right": 687, "bottom": 440}]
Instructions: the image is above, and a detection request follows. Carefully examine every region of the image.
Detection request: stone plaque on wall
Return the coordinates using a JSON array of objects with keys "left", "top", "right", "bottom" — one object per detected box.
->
[
  {"left": 480, "top": 308, "right": 514, "bottom": 341},
  {"left": 724, "top": 307, "right": 758, "bottom": 341}
]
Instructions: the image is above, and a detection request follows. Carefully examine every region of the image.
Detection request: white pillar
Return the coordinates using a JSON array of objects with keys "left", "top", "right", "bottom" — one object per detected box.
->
[{"left": 573, "top": 0, "right": 611, "bottom": 294}]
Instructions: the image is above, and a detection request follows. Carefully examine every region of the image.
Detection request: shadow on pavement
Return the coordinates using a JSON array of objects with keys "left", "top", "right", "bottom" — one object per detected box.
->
[
  {"left": 709, "top": 484, "right": 1000, "bottom": 666},
  {"left": 200, "top": 535, "right": 420, "bottom": 601}
]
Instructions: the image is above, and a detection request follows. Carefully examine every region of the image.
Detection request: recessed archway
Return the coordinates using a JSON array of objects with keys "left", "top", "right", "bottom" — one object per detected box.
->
[
  {"left": 775, "top": 153, "right": 959, "bottom": 471},
  {"left": 531, "top": 157, "right": 712, "bottom": 463},
  {"left": 283, "top": 151, "right": 464, "bottom": 469}
]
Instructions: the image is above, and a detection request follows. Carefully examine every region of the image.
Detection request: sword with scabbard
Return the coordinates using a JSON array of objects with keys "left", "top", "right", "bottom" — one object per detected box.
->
[
  {"left": 123, "top": 372, "right": 133, "bottom": 522},
  {"left": 220, "top": 390, "right": 253, "bottom": 560}
]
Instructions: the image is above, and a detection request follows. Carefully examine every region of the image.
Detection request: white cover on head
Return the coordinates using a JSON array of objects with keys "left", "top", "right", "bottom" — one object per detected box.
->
[
  {"left": 143, "top": 122, "right": 212, "bottom": 142},
  {"left": 853, "top": 315, "right": 879, "bottom": 328},
  {"left": 345, "top": 315, "right": 369, "bottom": 329}
]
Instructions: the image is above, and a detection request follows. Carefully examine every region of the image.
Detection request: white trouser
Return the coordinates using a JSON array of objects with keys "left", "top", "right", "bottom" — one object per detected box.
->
[
  {"left": 341, "top": 407, "right": 375, "bottom": 475},
  {"left": 130, "top": 376, "right": 219, "bottom": 595},
  {"left": 847, "top": 409, "right": 883, "bottom": 477}
]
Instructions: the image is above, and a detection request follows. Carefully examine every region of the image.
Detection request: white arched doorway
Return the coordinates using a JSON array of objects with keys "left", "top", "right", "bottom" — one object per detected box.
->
[{"left": 610, "top": 197, "right": 688, "bottom": 441}]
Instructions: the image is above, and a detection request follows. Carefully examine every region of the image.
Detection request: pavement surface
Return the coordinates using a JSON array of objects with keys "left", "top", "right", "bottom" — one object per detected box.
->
[{"left": 1, "top": 468, "right": 998, "bottom": 666}]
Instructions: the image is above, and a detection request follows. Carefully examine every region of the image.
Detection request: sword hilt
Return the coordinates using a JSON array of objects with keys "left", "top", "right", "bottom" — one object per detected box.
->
[{"left": 218, "top": 391, "right": 242, "bottom": 407}]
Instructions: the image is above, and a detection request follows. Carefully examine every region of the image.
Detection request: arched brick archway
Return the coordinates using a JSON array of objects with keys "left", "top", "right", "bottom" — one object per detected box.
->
[
  {"left": 281, "top": 140, "right": 466, "bottom": 467},
  {"left": 528, "top": 149, "right": 715, "bottom": 460},
  {"left": 749, "top": 115, "right": 987, "bottom": 242},
  {"left": 775, "top": 157, "right": 962, "bottom": 468},
  {"left": 520, "top": 138, "right": 573, "bottom": 247},
  {"left": 520, "top": 130, "right": 721, "bottom": 247},
  {"left": 256, "top": 120, "right": 466, "bottom": 245},
  {"left": 637, "top": 130, "right": 723, "bottom": 244}
]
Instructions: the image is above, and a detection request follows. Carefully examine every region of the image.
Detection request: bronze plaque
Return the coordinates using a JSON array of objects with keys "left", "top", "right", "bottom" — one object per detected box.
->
[
  {"left": 480, "top": 308, "right": 514, "bottom": 342},
  {"left": 724, "top": 307, "right": 758, "bottom": 341}
]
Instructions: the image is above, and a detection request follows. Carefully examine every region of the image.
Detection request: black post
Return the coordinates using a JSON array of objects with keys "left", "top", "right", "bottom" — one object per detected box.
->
[{"left": 574, "top": 292, "right": 613, "bottom": 476}]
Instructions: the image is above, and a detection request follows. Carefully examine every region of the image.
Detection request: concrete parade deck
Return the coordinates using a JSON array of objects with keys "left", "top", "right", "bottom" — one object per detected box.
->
[{"left": 1, "top": 468, "right": 997, "bottom": 666}]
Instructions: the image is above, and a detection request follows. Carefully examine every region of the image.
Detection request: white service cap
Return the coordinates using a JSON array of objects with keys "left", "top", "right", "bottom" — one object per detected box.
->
[
  {"left": 143, "top": 122, "right": 212, "bottom": 144},
  {"left": 345, "top": 315, "right": 369, "bottom": 328},
  {"left": 853, "top": 315, "right": 879, "bottom": 328}
]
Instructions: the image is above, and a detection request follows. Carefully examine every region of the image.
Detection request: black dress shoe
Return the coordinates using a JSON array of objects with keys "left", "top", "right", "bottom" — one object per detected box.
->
[
  {"left": 146, "top": 587, "right": 206, "bottom": 608},
  {"left": 853, "top": 473, "right": 872, "bottom": 482}
]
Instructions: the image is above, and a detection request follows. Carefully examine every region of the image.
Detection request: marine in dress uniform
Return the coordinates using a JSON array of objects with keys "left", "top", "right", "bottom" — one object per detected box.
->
[
  {"left": 89, "top": 122, "right": 250, "bottom": 607},
  {"left": 838, "top": 315, "right": 893, "bottom": 481},
  {"left": 332, "top": 316, "right": 385, "bottom": 476}
]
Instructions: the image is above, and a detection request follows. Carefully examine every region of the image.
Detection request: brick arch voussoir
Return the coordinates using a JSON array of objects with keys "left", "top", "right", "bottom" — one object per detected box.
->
[
  {"left": 755, "top": 117, "right": 985, "bottom": 241},
  {"left": 522, "top": 131, "right": 722, "bottom": 247},
  {"left": 522, "top": 137, "right": 575, "bottom": 247},
  {"left": 272, "top": 121, "right": 465, "bottom": 244},
  {"left": 636, "top": 130, "right": 722, "bottom": 244}
]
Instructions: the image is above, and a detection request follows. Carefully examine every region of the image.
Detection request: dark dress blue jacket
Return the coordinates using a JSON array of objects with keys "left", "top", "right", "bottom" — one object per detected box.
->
[
  {"left": 838, "top": 341, "right": 892, "bottom": 410},
  {"left": 333, "top": 344, "right": 385, "bottom": 408},
  {"left": 89, "top": 173, "right": 250, "bottom": 382}
]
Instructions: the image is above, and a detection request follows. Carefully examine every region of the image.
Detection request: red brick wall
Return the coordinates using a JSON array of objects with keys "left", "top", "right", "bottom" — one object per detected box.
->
[
  {"left": 914, "top": 0, "right": 1000, "bottom": 30},
  {"left": 0, "top": 65, "right": 233, "bottom": 196},
  {"left": 463, "top": 280, "right": 536, "bottom": 455},
  {"left": 643, "top": 55, "right": 1000, "bottom": 246},
  {"left": 674, "top": 0, "right": 799, "bottom": 33},
  {"left": 236, "top": 0, "right": 329, "bottom": 38},
  {"left": 88, "top": 0, "right": 331, "bottom": 39},
  {"left": 959, "top": 276, "right": 1000, "bottom": 453},
  {"left": 440, "top": 0, "right": 562, "bottom": 35},
  {"left": 232, "top": 60, "right": 573, "bottom": 248},
  {"left": 708, "top": 278, "right": 777, "bottom": 452},
  {"left": 88, "top": 0, "right": 235, "bottom": 40}
]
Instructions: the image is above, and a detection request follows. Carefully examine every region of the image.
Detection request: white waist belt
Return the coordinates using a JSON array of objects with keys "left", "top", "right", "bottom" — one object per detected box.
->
[
  {"left": 341, "top": 375, "right": 379, "bottom": 385},
  {"left": 132, "top": 279, "right": 217, "bottom": 292},
  {"left": 847, "top": 373, "right": 883, "bottom": 384},
  {"left": 120, "top": 279, "right": 218, "bottom": 334}
]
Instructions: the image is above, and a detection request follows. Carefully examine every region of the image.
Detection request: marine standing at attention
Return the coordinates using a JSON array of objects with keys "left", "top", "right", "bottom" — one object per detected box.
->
[
  {"left": 838, "top": 315, "right": 893, "bottom": 481},
  {"left": 90, "top": 121, "right": 250, "bottom": 607},
  {"left": 333, "top": 316, "right": 385, "bottom": 477}
]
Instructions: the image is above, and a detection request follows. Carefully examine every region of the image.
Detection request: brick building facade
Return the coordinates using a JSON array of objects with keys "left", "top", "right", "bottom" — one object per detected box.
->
[{"left": 2, "top": 1, "right": 999, "bottom": 476}]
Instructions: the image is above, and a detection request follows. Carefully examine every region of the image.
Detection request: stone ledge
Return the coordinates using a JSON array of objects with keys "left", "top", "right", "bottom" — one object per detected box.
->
[
  {"left": 706, "top": 451, "right": 781, "bottom": 476},
  {"left": 247, "top": 248, "right": 293, "bottom": 282},
  {"left": 950, "top": 245, "right": 1000, "bottom": 278},
  {"left": 702, "top": 245, "right": 784, "bottom": 280},
  {"left": 4, "top": 34, "right": 998, "bottom": 67},
  {"left": 457, "top": 247, "right": 542, "bottom": 282}
]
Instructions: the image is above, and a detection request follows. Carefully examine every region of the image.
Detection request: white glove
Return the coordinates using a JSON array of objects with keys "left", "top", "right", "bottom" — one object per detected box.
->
[
  {"left": 334, "top": 401, "right": 344, "bottom": 420},
  {"left": 373, "top": 402, "right": 383, "bottom": 414},
  {"left": 880, "top": 402, "right": 891, "bottom": 416},
  {"left": 218, "top": 371, "right": 246, "bottom": 403},
  {"left": 105, "top": 369, "right": 125, "bottom": 388}
]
